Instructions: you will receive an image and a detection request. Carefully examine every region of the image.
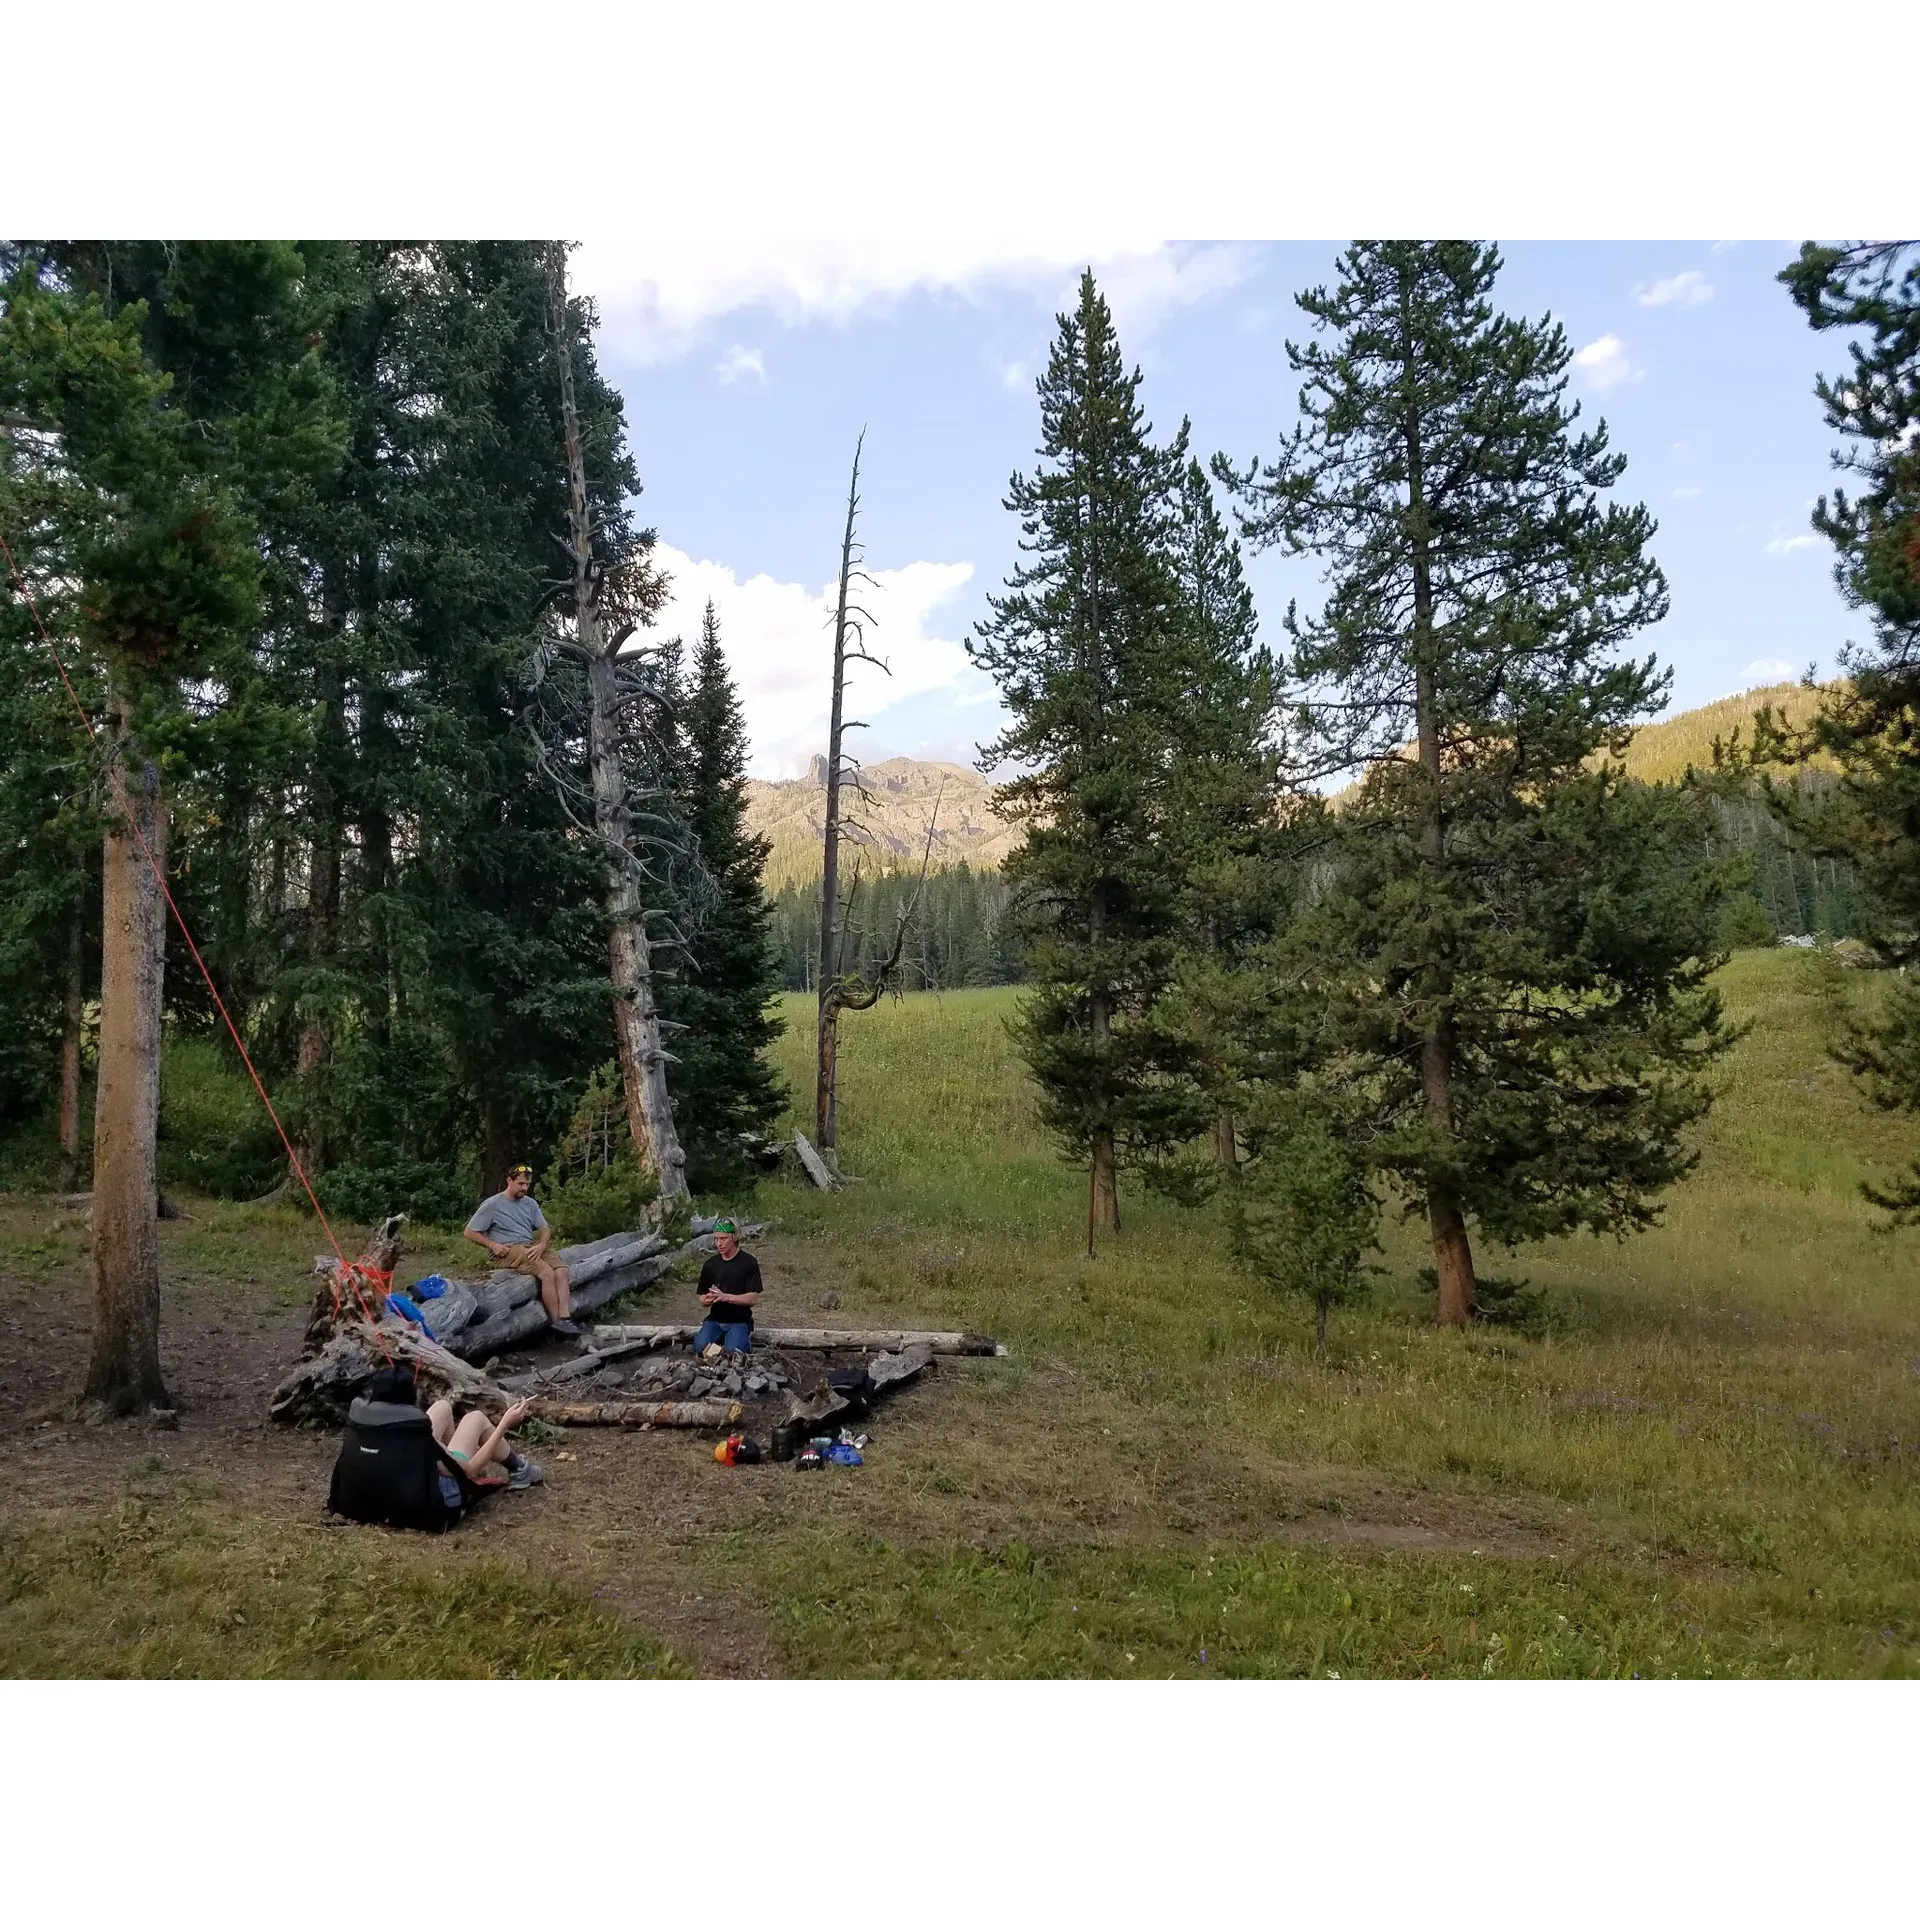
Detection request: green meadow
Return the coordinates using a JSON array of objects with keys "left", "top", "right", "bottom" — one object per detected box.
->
[{"left": 4, "top": 946, "right": 1918, "bottom": 1677}]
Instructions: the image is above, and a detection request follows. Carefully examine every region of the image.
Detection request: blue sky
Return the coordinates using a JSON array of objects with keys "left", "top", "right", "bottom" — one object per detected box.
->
[{"left": 580, "top": 240, "right": 1869, "bottom": 779}]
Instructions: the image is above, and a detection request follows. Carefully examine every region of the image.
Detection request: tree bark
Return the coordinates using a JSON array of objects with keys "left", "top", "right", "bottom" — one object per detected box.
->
[
  {"left": 1428, "top": 1191, "right": 1478, "bottom": 1331},
  {"left": 1213, "top": 1112, "right": 1237, "bottom": 1170},
  {"left": 550, "top": 244, "right": 687, "bottom": 1205},
  {"left": 83, "top": 702, "right": 171, "bottom": 1417},
  {"left": 296, "top": 646, "right": 346, "bottom": 1174},
  {"left": 1089, "top": 1128, "right": 1120, "bottom": 1245},
  {"left": 56, "top": 897, "right": 85, "bottom": 1192},
  {"left": 1399, "top": 268, "right": 1475, "bottom": 1328}
]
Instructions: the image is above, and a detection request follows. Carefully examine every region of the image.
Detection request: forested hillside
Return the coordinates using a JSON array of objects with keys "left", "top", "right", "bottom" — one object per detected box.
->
[{"left": 744, "top": 755, "right": 1020, "bottom": 889}]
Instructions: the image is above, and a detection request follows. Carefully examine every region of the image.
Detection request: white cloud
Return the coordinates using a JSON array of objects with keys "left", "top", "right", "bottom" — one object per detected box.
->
[
  {"left": 1673, "top": 486, "right": 1703, "bottom": 500},
  {"left": 645, "top": 542, "right": 983, "bottom": 777},
  {"left": 1765, "top": 533, "right": 1821, "bottom": 556},
  {"left": 714, "top": 344, "right": 765, "bottom": 386},
  {"left": 575, "top": 238, "right": 1257, "bottom": 365},
  {"left": 1739, "top": 657, "right": 1797, "bottom": 685},
  {"left": 1635, "top": 270, "right": 1713, "bottom": 308},
  {"left": 1574, "top": 334, "right": 1643, "bottom": 389},
  {"left": 993, "top": 356, "right": 1031, "bottom": 392}
]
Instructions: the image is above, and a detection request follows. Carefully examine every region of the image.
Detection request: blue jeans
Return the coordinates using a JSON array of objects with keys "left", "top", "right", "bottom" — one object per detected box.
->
[{"left": 694, "top": 1320, "right": 752, "bottom": 1354}]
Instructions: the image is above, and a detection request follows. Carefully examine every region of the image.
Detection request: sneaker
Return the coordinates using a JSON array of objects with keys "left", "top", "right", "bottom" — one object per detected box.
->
[
  {"left": 504, "top": 1450, "right": 544, "bottom": 1490},
  {"left": 549, "top": 1317, "right": 584, "bottom": 1338}
]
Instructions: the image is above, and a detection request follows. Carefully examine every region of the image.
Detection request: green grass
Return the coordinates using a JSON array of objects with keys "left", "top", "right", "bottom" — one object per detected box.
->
[
  {"left": 4, "top": 947, "right": 1918, "bottom": 1676},
  {"left": 0, "top": 1465, "right": 686, "bottom": 1679},
  {"left": 719, "top": 951, "right": 1920, "bottom": 1676}
]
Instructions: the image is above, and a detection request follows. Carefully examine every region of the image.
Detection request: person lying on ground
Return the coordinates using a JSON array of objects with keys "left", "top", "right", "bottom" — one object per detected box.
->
[
  {"left": 694, "top": 1219, "right": 762, "bottom": 1356},
  {"left": 464, "top": 1164, "right": 580, "bottom": 1336},
  {"left": 430, "top": 1394, "right": 540, "bottom": 1493}
]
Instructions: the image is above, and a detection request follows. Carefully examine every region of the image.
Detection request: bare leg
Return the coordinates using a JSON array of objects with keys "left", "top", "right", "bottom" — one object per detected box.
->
[
  {"left": 448, "top": 1409, "right": 508, "bottom": 1479},
  {"left": 429, "top": 1401, "right": 456, "bottom": 1446},
  {"left": 539, "top": 1257, "right": 571, "bottom": 1320}
]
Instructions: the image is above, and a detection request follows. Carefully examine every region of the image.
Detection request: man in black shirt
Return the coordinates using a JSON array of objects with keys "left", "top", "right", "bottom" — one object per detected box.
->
[{"left": 694, "top": 1219, "right": 762, "bottom": 1356}]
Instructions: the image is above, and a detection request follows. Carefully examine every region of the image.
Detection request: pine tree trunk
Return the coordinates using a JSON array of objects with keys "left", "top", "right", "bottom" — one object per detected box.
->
[
  {"left": 295, "top": 647, "right": 346, "bottom": 1171},
  {"left": 1088, "top": 1131, "right": 1120, "bottom": 1247},
  {"left": 551, "top": 245, "right": 687, "bottom": 1206},
  {"left": 57, "top": 897, "right": 85, "bottom": 1192},
  {"left": 815, "top": 990, "right": 841, "bottom": 1155},
  {"left": 1428, "top": 1191, "right": 1477, "bottom": 1330},
  {"left": 1400, "top": 273, "right": 1475, "bottom": 1328},
  {"left": 84, "top": 700, "right": 171, "bottom": 1417},
  {"left": 1213, "top": 1111, "right": 1237, "bottom": 1169},
  {"left": 589, "top": 646, "right": 687, "bottom": 1205},
  {"left": 1315, "top": 1294, "right": 1329, "bottom": 1357}
]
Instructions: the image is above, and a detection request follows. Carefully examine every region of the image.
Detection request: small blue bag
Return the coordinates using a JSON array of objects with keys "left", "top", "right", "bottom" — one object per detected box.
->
[{"left": 414, "top": 1273, "right": 449, "bottom": 1300}]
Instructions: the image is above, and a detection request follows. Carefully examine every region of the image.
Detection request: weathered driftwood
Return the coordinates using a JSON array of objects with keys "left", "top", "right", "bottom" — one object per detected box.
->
[
  {"left": 271, "top": 1318, "right": 511, "bottom": 1426},
  {"left": 456, "top": 1299, "right": 551, "bottom": 1361},
  {"left": 467, "top": 1272, "right": 540, "bottom": 1319},
  {"left": 532, "top": 1397, "right": 742, "bottom": 1428},
  {"left": 304, "top": 1214, "right": 409, "bottom": 1354},
  {"left": 561, "top": 1231, "right": 666, "bottom": 1286},
  {"left": 590, "top": 1323, "right": 1002, "bottom": 1356},
  {"left": 793, "top": 1131, "right": 837, "bottom": 1191},
  {"left": 867, "top": 1343, "right": 935, "bottom": 1392},
  {"left": 565, "top": 1257, "right": 665, "bottom": 1321}
]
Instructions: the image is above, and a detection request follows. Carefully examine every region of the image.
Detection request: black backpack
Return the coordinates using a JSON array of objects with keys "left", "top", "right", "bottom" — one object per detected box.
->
[{"left": 328, "top": 1396, "right": 465, "bottom": 1533}]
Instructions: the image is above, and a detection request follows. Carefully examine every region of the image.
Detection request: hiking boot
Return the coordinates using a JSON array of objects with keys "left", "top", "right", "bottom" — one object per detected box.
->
[
  {"left": 549, "top": 1317, "right": 584, "bottom": 1338},
  {"left": 505, "top": 1450, "right": 544, "bottom": 1490}
]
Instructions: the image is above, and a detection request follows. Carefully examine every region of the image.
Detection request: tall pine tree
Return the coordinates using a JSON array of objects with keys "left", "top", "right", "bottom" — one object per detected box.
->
[
  {"left": 1767, "top": 241, "right": 1920, "bottom": 1218},
  {"left": 969, "top": 272, "right": 1205, "bottom": 1246},
  {"left": 660, "top": 601, "right": 786, "bottom": 1191},
  {"left": 1219, "top": 242, "right": 1734, "bottom": 1325}
]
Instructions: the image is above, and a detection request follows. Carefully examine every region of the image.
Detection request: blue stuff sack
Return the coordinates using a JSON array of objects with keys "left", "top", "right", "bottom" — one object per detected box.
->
[
  {"left": 414, "top": 1274, "right": 448, "bottom": 1300},
  {"left": 822, "top": 1442, "right": 864, "bottom": 1467},
  {"left": 385, "top": 1292, "right": 437, "bottom": 1341}
]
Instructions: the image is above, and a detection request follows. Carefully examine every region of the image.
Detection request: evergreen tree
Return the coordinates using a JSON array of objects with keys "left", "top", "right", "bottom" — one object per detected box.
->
[
  {"left": 1766, "top": 241, "right": 1920, "bottom": 1218},
  {"left": 968, "top": 271, "right": 1206, "bottom": 1245},
  {"left": 1157, "top": 454, "right": 1289, "bottom": 1172},
  {"left": 661, "top": 601, "right": 786, "bottom": 1190},
  {"left": 0, "top": 245, "right": 311, "bottom": 1412},
  {"left": 1218, "top": 242, "right": 1734, "bottom": 1324}
]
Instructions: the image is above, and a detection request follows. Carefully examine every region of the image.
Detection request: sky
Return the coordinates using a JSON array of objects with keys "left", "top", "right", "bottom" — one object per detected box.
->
[{"left": 578, "top": 239, "right": 1875, "bottom": 781}]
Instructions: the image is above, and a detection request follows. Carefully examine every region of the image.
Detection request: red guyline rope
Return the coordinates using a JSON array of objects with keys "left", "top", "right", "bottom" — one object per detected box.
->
[{"left": 0, "top": 528, "right": 393, "bottom": 1347}]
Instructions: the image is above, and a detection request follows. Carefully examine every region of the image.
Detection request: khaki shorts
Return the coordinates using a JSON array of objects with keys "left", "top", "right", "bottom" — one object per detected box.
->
[{"left": 492, "top": 1242, "right": 560, "bottom": 1280}]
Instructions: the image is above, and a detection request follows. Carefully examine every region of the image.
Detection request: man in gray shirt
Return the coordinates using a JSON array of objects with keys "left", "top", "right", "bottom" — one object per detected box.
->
[{"left": 465, "top": 1163, "right": 579, "bottom": 1336}]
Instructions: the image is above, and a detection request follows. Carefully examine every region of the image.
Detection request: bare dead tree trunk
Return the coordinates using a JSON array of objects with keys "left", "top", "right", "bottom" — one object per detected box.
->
[
  {"left": 84, "top": 696, "right": 171, "bottom": 1417},
  {"left": 1213, "top": 1112, "right": 1237, "bottom": 1170},
  {"left": 1399, "top": 275, "right": 1475, "bottom": 1329},
  {"left": 549, "top": 243, "right": 687, "bottom": 1206},
  {"left": 57, "top": 896, "right": 85, "bottom": 1192},
  {"left": 816, "top": 432, "right": 864, "bottom": 1156}
]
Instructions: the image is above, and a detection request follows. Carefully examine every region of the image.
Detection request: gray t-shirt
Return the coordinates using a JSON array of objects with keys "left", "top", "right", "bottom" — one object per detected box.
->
[{"left": 466, "top": 1190, "right": 547, "bottom": 1246}]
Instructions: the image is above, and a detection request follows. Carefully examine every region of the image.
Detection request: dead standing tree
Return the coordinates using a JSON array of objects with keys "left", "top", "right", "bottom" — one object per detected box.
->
[
  {"left": 534, "top": 242, "right": 693, "bottom": 1207},
  {"left": 812, "top": 433, "right": 942, "bottom": 1162}
]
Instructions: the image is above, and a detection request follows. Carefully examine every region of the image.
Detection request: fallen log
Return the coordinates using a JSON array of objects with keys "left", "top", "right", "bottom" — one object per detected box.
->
[
  {"left": 454, "top": 1299, "right": 552, "bottom": 1360},
  {"left": 271, "top": 1317, "right": 511, "bottom": 1425},
  {"left": 304, "top": 1214, "right": 409, "bottom": 1354},
  {"left": 589, "top": 1324, "right": 1003, "bottom": 1357},
  {"left": 561, "top": 1232, "right": 666, "bottom": 1286},
  {"left": 793, "top": 1131, "right": 837, "bottom": 1191},
  {"left": 565, "top": 1257, "right": 665, "bottom": 1322},
  {"left": 532, "top": 1397, "right": 742, "bottom": 1428},
  {"left": 867, "top": 1343, "right": 935, "bottom": 1393},
  {"left": 466, "top": 1272, "right": 539, "bottom": 1320}
]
